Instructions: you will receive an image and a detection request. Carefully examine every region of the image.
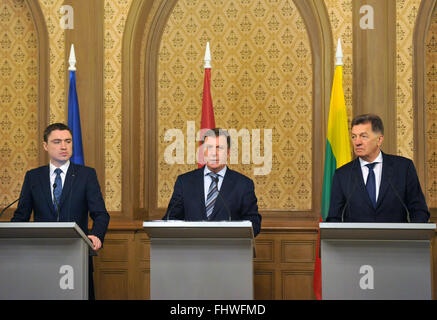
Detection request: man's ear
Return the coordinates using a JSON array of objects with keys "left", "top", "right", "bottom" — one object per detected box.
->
[
  {"left": 43, "top": 141, "right": 48, "bottom": 152},
  {"left": 378, "top": 135, "right": 384, "bottom": 147}
]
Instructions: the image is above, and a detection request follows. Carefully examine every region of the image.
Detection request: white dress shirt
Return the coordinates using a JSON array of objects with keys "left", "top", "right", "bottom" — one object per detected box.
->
[
  {"left": 359, "top": 151, "right": 383, "bottom": 202},
  {"left": 204, "top": 166, "right": 227, "bottom": 204},
  {"left": 49, "top": 161, "right": 70, "bottom": 202}
]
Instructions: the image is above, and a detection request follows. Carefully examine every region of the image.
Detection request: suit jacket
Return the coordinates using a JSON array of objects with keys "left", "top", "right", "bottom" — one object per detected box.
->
[
  {"left": 326, "top": 152, "right": 429, "bottom": 222},
  {"left": 164, "top": 167, "right": 262, "bottom": 236},
  {"left": 11, "top": 162, "right": 110, "bottom": 242}
]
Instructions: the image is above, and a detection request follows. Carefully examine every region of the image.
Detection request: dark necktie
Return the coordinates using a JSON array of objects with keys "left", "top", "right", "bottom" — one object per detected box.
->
[
  {"left": 53, "top": 168, "right": 62, "bottom": 211},
  {"left": 205, "top": 172, "right": 219, "bottom": 219},
  {"left": 366, "top": 163, "right": 376, "bottom": 208}
]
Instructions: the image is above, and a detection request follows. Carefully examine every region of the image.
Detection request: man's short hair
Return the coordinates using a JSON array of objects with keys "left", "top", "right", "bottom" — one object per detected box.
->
[
  {"left": 351, "top": 114, "right": 384, "bottom": 135},
  {"left": 43, "top": 123, "right": 72, "bottom": 142},
  {"left": 201, "top": 128, "right": 231, "bottom": 149}
]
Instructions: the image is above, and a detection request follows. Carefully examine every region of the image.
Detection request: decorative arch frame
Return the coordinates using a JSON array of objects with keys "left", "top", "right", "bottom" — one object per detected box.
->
[
  {"left": 122, "top": 0, "right": 334, "bottom": 222},
  {"left": 413, "top": 0, "right": 437, "bottom": 213},
  {"left": 25, "top": 0, "right": 49, "bottom": 164}
]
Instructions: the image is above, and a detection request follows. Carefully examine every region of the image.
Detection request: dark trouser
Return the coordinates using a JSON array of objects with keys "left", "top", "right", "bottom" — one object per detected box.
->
[{"left": 89, "top": 257, "right": 95, "bottom": 300}]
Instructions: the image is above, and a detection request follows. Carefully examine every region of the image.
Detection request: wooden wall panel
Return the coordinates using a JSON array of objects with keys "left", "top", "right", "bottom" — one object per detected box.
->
[
  {"left": 94, "top": 232, "right": 135, "bottom": 300},
  {"left": 282, "top": 271, "right": 315, "bottom": 300},
  {"left": 353, "top": 0, "right": 397, "bottom": 154},
  {"left": 281, "top": 240, "right": 315, "bottom": 263},
  {"left": 94, "top": 227, "right": 319, "bottom": 300},
  {"left": 97, "top": 270, "right": 129, "bottom": 300},
  {"left": 134, "top": 232, "right": 150, "bottom": 300},
  {"left": 253, "top": 229, "right": 317, "bottom": 299},
  {"left": 254, "top": 271, "right": 274, "bottom": 300},
  {"left": 254, "top": 240, "right": 274, "bottom": 262},
  {"left": 98, "top": 239, "right": 129, "bottom": 262}
]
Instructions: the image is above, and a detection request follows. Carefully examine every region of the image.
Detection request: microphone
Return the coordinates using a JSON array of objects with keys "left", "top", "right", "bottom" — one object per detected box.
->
[
  {"left": 0, "top": 197, "right": 20, "bottom": 219},
  {"left": 214, "top": 176, "right": 232, "bottom": 221},
  {"left": 53, "top": 183, "right": 61, "bottom": 222},
  {"left": 388, "top": 179, "right": 411, "bottom": 223},
  {"left": 341, "top": 159, "right": 359, "bottom": 222}
]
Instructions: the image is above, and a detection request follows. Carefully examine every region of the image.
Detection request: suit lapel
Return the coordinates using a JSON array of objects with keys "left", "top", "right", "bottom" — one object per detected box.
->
[
  {"left": 353, "top": 158, "right": 375, "bottom": 210},
  {"left": 376, "top": 153, "right": 392, "bottom": 209},
  {"left": 39, "top": 165, "right": 57, "bottom": 216},
  {"left": 195, "top": 168, "right": 206, "bottom": 218},
  {"left": 59, "top": 163, "right": 75, "bottom": 209}
]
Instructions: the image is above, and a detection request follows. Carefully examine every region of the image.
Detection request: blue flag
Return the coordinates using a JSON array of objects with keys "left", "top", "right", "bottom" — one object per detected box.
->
[{"left": 68, "top": 70, "right": 84, "bottom": 165}]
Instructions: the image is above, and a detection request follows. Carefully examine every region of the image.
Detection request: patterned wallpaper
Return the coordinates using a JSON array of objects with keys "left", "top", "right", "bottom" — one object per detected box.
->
[
  {"left": 156, "top": 0, "right": 313, "bottom": 210},
  {"left": 39, "top": 0, "right": 65, "bottom": 124},
  {"left": 1, "top": 0, "right": 432, "bottom": 213},
  {"left": 324, "top": 0, "right": 353, "bottom": 128},
  {"left": 0, "top": 0, "right": 38, "bottom": 208},
  {"left": 426, "top": 5, "right": 437, "bottom": 208},
  {"left": 396, "top": 0, "right": 420, "bottom": 159},
  {"left": 103, "top": 0, "right": 132, "bottom": 212}
]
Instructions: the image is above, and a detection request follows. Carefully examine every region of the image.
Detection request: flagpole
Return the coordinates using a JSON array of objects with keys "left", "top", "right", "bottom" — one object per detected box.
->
[
  {"left": 313, "top": 38, "right": 351, "bottom": 300},
  {"left": 335, "top": 38, "right": 343, "bottom": 66},
  {"left": 68, "top": 43, "right": 85, "bottom": 165},
  {"left": 68, "top": 44, "right": 76, "bottom": 71},
  {"left": 198, "top": 41, "right": 216, "bottom": 167}
]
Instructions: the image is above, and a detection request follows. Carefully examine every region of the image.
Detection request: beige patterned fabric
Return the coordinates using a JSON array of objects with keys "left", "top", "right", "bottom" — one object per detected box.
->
[
  {"left": 103, "top": 0, "right": 132, "bottom": 212},
  {"left": 156, "top": 0, "right": 313, "bottom": 210},
  {"left": 39, "top": 0, "right": 65, "bottom": 124},
  {"left": 324, "top": 0, "right": 353, "bottom": 128},
  {"left": 396, "top": 0, "right": 420, "bottom": 159},
  {"left": 426, "top": 6, "right": 437, "bottom": 208},
  {"left": 0, "top": 0, "right": 38, "bottom": 208}
]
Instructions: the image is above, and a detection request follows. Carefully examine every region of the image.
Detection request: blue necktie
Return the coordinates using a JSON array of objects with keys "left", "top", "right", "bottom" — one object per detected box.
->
[
  {"left": 205, "top": 172, "right": 219, "bottom": 219},
  {"left": 53, "top": 168, "right": 62, "bottom": 211},
  {"left": 366, "top": 163, "right": 376, "bottom": 208}
]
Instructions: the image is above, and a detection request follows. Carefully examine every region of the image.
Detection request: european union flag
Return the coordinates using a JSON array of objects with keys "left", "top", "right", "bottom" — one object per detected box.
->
[{"left": 68, "top": 70, "right": 84, "bottom": 165}]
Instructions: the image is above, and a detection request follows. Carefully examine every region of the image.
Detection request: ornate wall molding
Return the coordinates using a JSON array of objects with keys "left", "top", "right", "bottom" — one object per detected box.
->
[
  {"left": 122, "top": 0, "right": 333, "bottom": 222},
  {"left": 26, "top": 0, "right": 49, "bottom": 164},
  {"left": 413, "top": 0, "right": 437, "bottom": 203}
]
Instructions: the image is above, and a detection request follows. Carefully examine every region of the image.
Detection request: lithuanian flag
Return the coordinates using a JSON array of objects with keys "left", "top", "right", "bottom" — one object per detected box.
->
[{"left": 313, "top": 39, "right": 351, "bottom": 300}]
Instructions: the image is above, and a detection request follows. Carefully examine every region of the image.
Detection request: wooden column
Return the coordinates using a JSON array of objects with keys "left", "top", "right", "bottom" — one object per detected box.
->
[
  {"left": 353, "top": 0, "right": 396, "bottom": 154},
  {"left": 64, "top": 0, "right": 105, "bottom": 184}
]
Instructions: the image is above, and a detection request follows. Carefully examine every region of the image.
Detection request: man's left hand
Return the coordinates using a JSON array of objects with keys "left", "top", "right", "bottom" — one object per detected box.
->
[{"left": 88, "top": 235, "right": 102, "bottom": 251}]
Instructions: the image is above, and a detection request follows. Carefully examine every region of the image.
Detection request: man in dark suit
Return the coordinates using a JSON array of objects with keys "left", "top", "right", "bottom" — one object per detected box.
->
[
  {"left": 327, "top": 114, "right": 429, "bottom": 222},
  {"left": 164, "top": 128, "right": 262, "bottom": 236},
  {"left": 11, "top": 123, "right": 110, "bottom": 299}
]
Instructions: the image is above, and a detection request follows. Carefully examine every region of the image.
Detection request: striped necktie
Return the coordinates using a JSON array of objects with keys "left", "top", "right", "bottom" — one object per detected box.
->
[{"left": 205, "top": 172, "right": 219, "bottom": 219}]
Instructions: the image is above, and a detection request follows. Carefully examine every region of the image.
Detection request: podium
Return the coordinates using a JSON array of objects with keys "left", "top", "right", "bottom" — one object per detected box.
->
[
  {"left": 143, "top": 220, "right": 254, "bottom": 300},
  {"left": 320, "top": 222, "right": 436, "bottom": 300},
  {"left": 0, "top": 222, "right": 95, "bottom": 300}
]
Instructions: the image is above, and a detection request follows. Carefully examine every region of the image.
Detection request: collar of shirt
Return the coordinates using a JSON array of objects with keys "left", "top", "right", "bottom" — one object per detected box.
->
[
  {"left": 358, "top": 151, "right": 383, "bottom": 168},
  {"left": 203, "top": 165, "right": 227, "bottom": 179},
  {"left": 49, "top": 161, "right": 70, "bottom": 197},
  {"left": 49, "top": 161, "right": 70, "bottom": 177}
]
